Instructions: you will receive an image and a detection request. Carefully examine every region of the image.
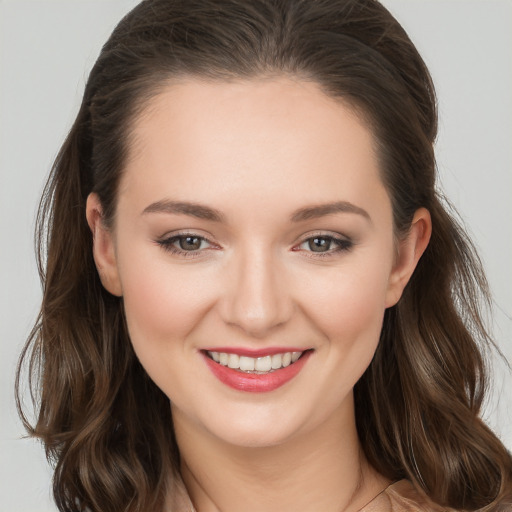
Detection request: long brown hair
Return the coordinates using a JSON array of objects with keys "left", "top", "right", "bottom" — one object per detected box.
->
[{"left": 16, "top": 1, "right": 512, "bottom": 511}]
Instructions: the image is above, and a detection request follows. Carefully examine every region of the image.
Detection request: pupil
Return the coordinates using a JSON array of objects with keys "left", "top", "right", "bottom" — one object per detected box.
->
[
  {"left": 180, "top": 236, "right": 201, "bottom": 250},
  {"left": 309, "top": 237, "right": 330, "bottom": 252}
]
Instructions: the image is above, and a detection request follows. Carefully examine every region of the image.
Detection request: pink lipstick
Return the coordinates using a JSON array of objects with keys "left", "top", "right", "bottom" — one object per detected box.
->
[{"left": 201, "top": 349, "right": 312, "bottom": 393}]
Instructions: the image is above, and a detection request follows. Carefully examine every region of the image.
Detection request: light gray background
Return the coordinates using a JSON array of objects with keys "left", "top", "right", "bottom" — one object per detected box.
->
[{"left": 1, "top": 1, "right": 511, "bottom": 510}]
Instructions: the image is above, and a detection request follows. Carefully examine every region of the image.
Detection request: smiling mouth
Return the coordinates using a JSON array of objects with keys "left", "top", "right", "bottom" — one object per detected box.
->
[{"left": 205, "top": 350, "right": 308, "bottom": 374}]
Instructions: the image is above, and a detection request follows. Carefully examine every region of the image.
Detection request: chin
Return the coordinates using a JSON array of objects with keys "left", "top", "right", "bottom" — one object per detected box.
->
[
  {"left": 174, "top": 399, "right": 309, "bottom": 449},
  {"left": 209, "top": 420, "right": 301, "bottom": 449}
]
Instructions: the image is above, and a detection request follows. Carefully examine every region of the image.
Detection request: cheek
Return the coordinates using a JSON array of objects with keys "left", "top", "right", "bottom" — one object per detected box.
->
[
  {"left": 299, "top": 255, "right": 393, "bottom": 344},
  {"left": 295, "top": 250, "right": 394, "bottom": 403},
  {"left": 117, "top": 249, "right": 217, "bottom": 356}
]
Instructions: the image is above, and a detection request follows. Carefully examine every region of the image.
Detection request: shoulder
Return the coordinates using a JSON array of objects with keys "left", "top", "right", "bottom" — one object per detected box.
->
[
  {"left": 364, "top": 480, "right": 512, "bottom": 512},
  {"left": 361, "top": 480, "right": 454, "bottom": 512},
  {"left": 378, "top": 481, "right": 512, "bottom": 512}
]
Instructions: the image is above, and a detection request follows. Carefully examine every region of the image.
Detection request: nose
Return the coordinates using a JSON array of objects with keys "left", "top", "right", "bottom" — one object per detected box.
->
[{"left": 219, "top": 245, "right": 293, "bottom": 338}]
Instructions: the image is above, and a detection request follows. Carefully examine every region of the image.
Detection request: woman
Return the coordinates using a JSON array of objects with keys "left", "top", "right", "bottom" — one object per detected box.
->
[{"left": 16, "top": 0, "right": 512, "bottom": 511}]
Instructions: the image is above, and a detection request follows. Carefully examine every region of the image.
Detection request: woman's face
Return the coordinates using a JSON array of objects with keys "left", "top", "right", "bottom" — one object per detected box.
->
[{"left": 88, "top": 77, "right": 427, "bottom": 447}]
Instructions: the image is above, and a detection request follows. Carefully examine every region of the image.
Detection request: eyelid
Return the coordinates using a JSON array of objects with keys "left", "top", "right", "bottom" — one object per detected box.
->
[
  {"left": 292, "top": 231, "right": 354, "bottom": 258},
  {"left": 156, "top": 230, "right": 218, "bottom": 258},
  {"left": 293, "top": 230, "right": 352, "bottom": 245},
  {"left": 155, "top": 230, "right": 354, "bottom": 259}
]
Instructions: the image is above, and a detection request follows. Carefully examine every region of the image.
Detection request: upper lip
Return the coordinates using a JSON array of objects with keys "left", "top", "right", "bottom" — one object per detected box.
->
[{"left": 201, "top": 347, "right": 309, "bottom": 357}]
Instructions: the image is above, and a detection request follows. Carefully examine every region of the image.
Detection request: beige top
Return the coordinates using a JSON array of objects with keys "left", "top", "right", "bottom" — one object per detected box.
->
[
  {"left": 360, "top": 480, "right": 444, "bottom": 512},
  {"left": 169, "top": 478, "right": 446, "bottom": 511}
]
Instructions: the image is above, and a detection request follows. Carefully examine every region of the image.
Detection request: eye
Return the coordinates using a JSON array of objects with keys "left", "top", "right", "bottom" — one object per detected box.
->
[
  {"left": 305, "top": 236, "right": 333, "bottom": 253},
  {"left": 175, "top": 235, "right": 206, "bottom": 251},
  {"left": 157, "top": 233, "right": 213, "bottom": 257},
  {"left": 296, "top": 234, "right": 353, "bottom": 256}
]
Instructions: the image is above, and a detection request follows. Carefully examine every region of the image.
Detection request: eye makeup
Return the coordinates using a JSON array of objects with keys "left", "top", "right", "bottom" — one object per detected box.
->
[
  {"left": 156, "top": 230, "right": 354, "bottom": 260},
  {"left": 156, "top": 232, "right": 216, "bottom": 259},
  {"left": 293, "top": 233, "right": 354, "bottom": 259}
]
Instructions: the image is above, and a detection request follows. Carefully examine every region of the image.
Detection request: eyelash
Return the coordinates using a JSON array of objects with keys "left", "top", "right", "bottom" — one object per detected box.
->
[
  {"left": 156, "top": 233, "right": 215, "bottom": 258},
  {"left": 156, "top": 232, "right": 354, "bottom": 259},
  {"left": 294, "top": 234, "right": 354, "bottom": 259}
]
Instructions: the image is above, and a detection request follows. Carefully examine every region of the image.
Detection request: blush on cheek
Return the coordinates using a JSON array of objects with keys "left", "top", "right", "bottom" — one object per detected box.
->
[
  {"left": 311, "top": 270, "right": 388, "bottom": 328},
  {"left": 121, "top": 257, "right": 215, "bottom": 337}
]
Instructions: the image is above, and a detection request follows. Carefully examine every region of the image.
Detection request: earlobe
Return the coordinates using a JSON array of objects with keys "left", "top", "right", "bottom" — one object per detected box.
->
[
  {"left": 86, "top": 193, "right": 123, "bottom": 297},
  {"left": 385, "top": 207, "right": 432, "bottom": 308}
]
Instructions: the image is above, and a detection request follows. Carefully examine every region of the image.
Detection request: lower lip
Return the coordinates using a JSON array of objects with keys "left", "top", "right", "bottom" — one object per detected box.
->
[{"left": 202, "top": 351, "right": 312, "bottom": 393}]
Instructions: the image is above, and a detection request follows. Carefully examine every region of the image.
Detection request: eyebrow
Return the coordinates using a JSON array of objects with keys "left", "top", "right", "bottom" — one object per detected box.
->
[
  {"left": 142, "top": 200, "right": 226, "bottom": 222},
  {"left": 290, "top": 201, "right": 371, "bottom": 223},
  {"left": 142, "top": 199, "right": 371, "bottom": 223}
]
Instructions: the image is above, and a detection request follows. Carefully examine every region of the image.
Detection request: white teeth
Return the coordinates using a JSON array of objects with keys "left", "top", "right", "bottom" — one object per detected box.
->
[
  {"left": 239, "top": 356, "right": 255, "bottom": 371},
  {"left": 255, "top": 355, "right": 272, "bottom": 372},
  {"left": 228, "top": 353, "right": 239, "bottom": 369},
  {"left": 207, "top": 350, "right": 304, "bottom": 372},
  {"left": 271, "top": 354, "right": 282, "bottom": 369}
]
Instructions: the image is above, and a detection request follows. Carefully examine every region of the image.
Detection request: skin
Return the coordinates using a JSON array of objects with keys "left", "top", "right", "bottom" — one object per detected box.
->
[{"left": 87, "top": 77, "right": 431, "bottom": 512}]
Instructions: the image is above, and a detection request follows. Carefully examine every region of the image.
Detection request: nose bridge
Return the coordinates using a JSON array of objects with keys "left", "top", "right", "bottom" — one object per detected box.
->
[{"left": 221, "top": 241, "right": 292, "bottom": 337}]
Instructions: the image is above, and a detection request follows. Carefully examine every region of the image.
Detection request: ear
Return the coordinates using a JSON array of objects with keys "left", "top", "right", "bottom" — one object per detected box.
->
[
  {"left": 86, "top": 193, "right": 123, "bottom": 296},
  {"left": 385, "top": 207, "right": 432, "bottom": 308}
]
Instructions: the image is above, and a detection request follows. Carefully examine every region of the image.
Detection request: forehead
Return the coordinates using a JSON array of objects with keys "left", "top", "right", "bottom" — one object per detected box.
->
[
  {"left": 119, "top": 77, "right": 389, "bottom": 221},
  {"left": 128, "top": 76, "right": 375, "bottom": 159}
]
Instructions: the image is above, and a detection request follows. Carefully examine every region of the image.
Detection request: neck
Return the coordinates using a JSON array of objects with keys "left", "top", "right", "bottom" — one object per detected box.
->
[{"left": 172, "top": 395, "right": 390, "bottom": 512}]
